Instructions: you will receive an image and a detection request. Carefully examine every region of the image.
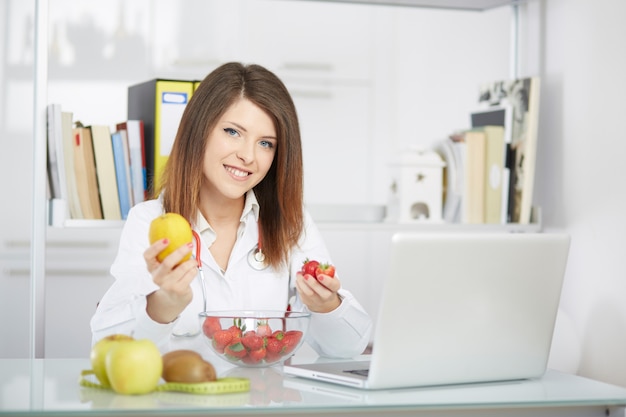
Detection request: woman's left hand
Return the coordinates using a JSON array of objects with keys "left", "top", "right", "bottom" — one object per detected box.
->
[{"left": 295, "top": 271, "right": 341, "bottom": 313}]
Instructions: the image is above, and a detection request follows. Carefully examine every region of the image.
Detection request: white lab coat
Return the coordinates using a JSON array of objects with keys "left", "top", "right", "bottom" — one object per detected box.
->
[{"left": 90, "top": 191, "right": 372, "bottom": 364}]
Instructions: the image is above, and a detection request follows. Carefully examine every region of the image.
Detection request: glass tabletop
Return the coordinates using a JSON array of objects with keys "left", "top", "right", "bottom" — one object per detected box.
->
[{"left": 1, "top": 357, "right": 626, "bottom": 416}]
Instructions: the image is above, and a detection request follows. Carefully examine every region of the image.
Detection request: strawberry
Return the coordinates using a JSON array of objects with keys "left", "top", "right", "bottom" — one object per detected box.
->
[
  {"left": 256, "top": 320, "right": 272, "bottom": 337},
  {"left": 227, "top": 325, "right": 243, "bottom": 344},
  {"left": 244, "top": 347, "right": 267, "bottom": 364},
  {"left": 241, "top": 333, "right": 265, "bottom": 351},
  {"left": 281, "top": 330, "right": 303, "bottom": 354},
  {"left": 264, "top": 350, "right": 282, "bottom": 363},
  {"left": 301, "top": 258, "right": 320, "bottom": 277},
  {"left": 224, "top": 341, "right": 247, "bottom": 359},
  {"left": 315, "top": 263, "right": 336, "bottom": 278},
  {"left": 271, "top": 330, "right": 285, "bottom": 341},
  {"left": 266, "top": 336, "right": 284, "bottom": 354},
  {"left": 202, "top": 316, "right": 222, "bottom": 338},
  {"left": 212, "top": 329, "right": 233, "bottom": 353}
]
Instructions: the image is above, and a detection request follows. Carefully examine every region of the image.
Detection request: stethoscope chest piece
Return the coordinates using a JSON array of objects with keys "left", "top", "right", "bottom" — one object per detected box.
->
[{"left": 247, "top": 247, "right": 268, "bottom": 271}]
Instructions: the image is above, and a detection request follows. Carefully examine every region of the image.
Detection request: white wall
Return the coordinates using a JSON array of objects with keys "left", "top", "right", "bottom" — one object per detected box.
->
[{"left": 533, "top": 0, "right": 626, "bottom": 387}]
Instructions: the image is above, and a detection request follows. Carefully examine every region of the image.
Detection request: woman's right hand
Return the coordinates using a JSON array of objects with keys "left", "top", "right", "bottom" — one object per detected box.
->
[{"left": 144, "top": 239, "right": 197, "bottom": 324}]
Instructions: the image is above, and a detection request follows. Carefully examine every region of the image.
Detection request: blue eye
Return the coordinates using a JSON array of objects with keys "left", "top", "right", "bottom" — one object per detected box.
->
[
  {"left": 260, "top": 140, "right": 275, "bottom": 149},
  {"left": 224, "top": 127, "right": 238, "bottom": 137}
]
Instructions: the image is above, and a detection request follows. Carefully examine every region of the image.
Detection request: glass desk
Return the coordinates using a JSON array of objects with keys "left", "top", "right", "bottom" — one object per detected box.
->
[{"left": 1, "top": 356, "right": 626, "bottom": 417}]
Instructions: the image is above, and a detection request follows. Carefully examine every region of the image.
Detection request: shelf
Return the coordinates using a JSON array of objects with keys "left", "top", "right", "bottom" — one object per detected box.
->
[
  {"left": 317, "top": 221, "right": 541, "bottom": 233},
  {"left": 53, "top": 219, "right": 126, "bottom": 229},
  {"left": 311, "top": 204, "right": 542, "bottom": 232},
  {"left": 54, "top": 219, "right": 541, "bottom": 233},
  {"left": 291, "top": 0, "right": 529, "bottom": 11}
]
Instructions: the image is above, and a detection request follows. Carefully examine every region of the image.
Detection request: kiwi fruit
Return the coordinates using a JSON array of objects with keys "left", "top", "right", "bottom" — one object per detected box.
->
[{"left": 162, "top": 350, "right": 217, "bottom": 383}]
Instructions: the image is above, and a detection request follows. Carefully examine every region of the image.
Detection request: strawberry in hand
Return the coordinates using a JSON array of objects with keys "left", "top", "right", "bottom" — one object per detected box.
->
[
  {"left": 315, "top": 263, "right": 335, "bottom": 278},
  {"left": 301, "top": 259, "right": 320, "bottom": 277}
]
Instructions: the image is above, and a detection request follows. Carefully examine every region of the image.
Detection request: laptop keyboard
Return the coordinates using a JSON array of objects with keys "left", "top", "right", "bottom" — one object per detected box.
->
[{"left": 344, "top": 369, "right": 369, "bottom": 377}]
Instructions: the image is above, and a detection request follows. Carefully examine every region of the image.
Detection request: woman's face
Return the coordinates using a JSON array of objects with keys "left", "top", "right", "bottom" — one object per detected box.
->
[{"left": 202, "top": 98, "right": 277, "bottom": 201}]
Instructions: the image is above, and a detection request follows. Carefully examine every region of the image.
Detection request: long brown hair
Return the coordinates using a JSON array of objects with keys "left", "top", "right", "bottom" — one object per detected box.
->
[{"left": 159, "top": 62, "right": 304, "bottom": 269}]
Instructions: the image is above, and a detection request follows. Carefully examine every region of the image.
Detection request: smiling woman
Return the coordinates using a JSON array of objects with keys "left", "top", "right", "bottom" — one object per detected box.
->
[
  {"left": 90, "top": 62, "right": 373, "bottom": 362},
  {"left": 161, "top": 63, "right": 302, "bottom": 270}
]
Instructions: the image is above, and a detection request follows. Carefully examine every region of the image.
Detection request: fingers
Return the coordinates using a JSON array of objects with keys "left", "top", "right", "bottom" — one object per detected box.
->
[
  {"left": 143, "top": 239, "right": 196, "bottom": 323},
  {"left": 313, "top": 273, "right": 340, "bottom": 292},
  {"left": 144, "top": 240, "right": 193, "bottom": 273},
  {"left": 296, "top": 272, "right": 341, "bottom": 313},
  {"left": 146, "top": 240, "right": 196, "bottom": 295},
  {"left": 144, "top": 238, "right": 169, "bottom": 273},
  {"left": 298, "top": 271, "right": 340, "bottom": 293},
  {"left": 159, "top": 242, "right": 194, "bottom": 271}
]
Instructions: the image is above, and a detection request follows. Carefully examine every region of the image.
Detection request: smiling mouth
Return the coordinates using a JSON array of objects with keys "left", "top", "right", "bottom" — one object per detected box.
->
[{"left": 225, "top": 165, "right": 251, "bottom": 178}]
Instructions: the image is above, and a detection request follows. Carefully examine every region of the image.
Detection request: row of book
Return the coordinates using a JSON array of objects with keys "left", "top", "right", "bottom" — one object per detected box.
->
[
  {"left": 46, "top": 78, "right": 198, "bottom": 225},
  {"left": 46, "top": 104, "right": 147, "bottom": 223},
  {"left": 436, "top": 76, "right": 540, "bottom": 225}
]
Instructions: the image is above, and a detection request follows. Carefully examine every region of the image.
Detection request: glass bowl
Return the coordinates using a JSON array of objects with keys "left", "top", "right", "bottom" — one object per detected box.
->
[{"left": 198, "top": 310, "right": 311, "bottom": 367}]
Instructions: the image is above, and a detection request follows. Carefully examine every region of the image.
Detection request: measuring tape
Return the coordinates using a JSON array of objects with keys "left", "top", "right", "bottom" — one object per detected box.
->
[{"left": 80, "top": 369, "right": 250, "bottom": 395}]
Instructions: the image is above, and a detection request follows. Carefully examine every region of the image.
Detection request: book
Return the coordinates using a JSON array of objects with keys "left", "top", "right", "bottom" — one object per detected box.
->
[
  {"left": 481, "top": 125, "right": 505, "bottom": 224},
  {"left": 72, "top": 124, "right": 103, "bottom": 219},
  {"left": 111, "top": 131, "right": 132, "bottom": 220},
  {"left": 435, "top": 136, "right": 462, "bottom": 223},
  {"left": 61, "top": 111, "right": 83, "bottom": 219},
  {"left": 477, "top": 77, "right": 541, "bottom": 224},
  {"left": 46, "top": 104, "right": 68, "bottom": 218},
  {"left": 462, "top": 129, "right": 487, "bottom": 224},
  {"left": 116, "top": 120, "right": 146, "bottom": 205},
  {"left": 90, "top": 124, "right": 122, "bottom": 220},
  {"left": 471, "top": 106, "right": 513, "bottom": 223},
  {"left": 120, "top": 128, "right": 134, "bottom": 206},
  {"left": 127, "top": 79, "right": 194, "bottom": 196},
  {"left": 449, "top": 133, "right": 467, "bottom": 224}
]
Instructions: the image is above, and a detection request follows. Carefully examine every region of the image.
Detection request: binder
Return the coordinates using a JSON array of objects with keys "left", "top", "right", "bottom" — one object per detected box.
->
[{"left": 127, "top": 79, "right": 194, "bottom": 196}]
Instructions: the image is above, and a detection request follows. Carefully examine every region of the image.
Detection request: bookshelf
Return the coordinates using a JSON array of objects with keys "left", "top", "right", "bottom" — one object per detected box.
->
[
  {"left": 293, "top": 0, "right": 529, "bottom": 11},
  {"left": 23, "top": 0, "right": 535, "bottom": 358}
]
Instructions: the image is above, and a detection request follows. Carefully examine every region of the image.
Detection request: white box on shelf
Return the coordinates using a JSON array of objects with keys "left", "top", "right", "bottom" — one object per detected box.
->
[{"left": 386, "top": 148, "right": 445, "bottom": 223}]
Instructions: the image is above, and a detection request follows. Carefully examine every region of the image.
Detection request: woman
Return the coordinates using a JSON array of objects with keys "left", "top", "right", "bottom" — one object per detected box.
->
[{"left": 91, "top": 63, "right": 372, "bottom": 361}]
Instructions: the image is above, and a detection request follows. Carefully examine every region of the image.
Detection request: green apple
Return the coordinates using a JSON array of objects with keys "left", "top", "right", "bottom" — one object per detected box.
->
[
  {"left": 90, "top": 334, "right": 134, "bottom": 387},
  {"left": 105, "top": 338, "right": 163, "bottom": 395}
]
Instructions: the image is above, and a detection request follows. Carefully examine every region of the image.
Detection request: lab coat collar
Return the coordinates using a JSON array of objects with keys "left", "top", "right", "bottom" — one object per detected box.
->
[{"left": 194, "top": 190, "right": 260, "bottom": 235}]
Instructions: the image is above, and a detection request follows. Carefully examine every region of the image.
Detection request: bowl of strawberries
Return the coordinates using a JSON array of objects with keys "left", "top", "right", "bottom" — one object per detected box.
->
[{"left": 198, "top": 310, "right": 311, "bottom": 367}]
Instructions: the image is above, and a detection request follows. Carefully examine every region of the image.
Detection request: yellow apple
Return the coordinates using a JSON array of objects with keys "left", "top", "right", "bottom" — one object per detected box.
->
[
  {"left": 90, "top": 334, "right": 134, "bottom": 387},
  {"left": 149, "top": 212, "right": 193, "bottom": 264},
  {"left": 105, "top": 338, "right": 163, "bottom": 395}
]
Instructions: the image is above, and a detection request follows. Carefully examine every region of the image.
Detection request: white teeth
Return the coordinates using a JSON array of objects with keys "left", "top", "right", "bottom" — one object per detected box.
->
[{"left": 226, "top": 166, "right": 249, "bottom": 178}]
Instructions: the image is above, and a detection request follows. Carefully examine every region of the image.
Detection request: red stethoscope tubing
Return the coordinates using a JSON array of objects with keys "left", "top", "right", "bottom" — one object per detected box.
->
[
  {"left": 192, "top": 230, "right": 208, "bottom": 311},
  {"left": 192, "top": 227, "right": 291, "bottom": 319}
]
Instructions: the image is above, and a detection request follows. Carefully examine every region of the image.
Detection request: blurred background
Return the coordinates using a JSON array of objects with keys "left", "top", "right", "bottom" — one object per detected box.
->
[{"left": 1, "top": 0, "right": 625, "bottom": 389}]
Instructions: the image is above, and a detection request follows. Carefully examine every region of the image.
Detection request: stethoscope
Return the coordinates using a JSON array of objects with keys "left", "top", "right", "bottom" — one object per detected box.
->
[
  {"left": 190, "top": 226, "right": 268, "bottom": 309},
  {"left": 172, "top": 226, "right": 268, "bottom": 338},
  {"left": 246, "top": 226, "right": 268, "bottom": 271}
]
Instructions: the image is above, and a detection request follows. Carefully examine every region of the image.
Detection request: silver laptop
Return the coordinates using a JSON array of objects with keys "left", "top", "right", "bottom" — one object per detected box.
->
[{"left": 283, "top": 232, "right": 571, "bottom": 390}]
